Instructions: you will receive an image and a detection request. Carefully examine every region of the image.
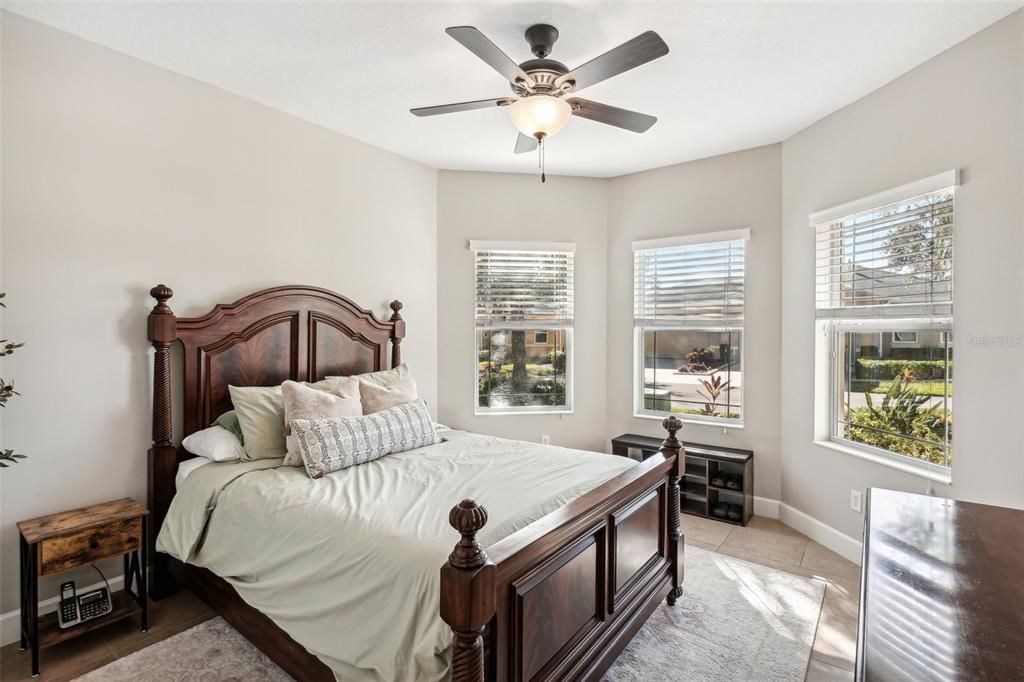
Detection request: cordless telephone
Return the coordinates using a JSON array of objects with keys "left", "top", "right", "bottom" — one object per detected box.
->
[{"left": 57, "top": 580, "right": 112, "bottom": 629}]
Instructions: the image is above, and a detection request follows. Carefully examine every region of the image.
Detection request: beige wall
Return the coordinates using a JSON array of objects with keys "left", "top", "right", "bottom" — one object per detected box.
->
[
  {"left": 607, "top": 145, "right": 784, "bottom": 502},
  {"left": 780, "top": 11, "right": 1024, "bottom": 538},
  {"left": 0, "top": 13, "right": 438, "bottom": 612},
  {"left": 436, "top": 171, "right": 608, "bottom": 451}
]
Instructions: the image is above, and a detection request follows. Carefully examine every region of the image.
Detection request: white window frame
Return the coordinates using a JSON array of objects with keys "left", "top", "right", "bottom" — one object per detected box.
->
[
  {"left": 811, "top": 170, "right": 956, "bottom": 478},
  {"left": 471, "top": 241, "right": 575, "bottom": 416},
  {"left": 891, "top": 331, "right": 919, "bottom": 346},
  {"left": 828, "top": 320, "right": 952, "bottom": 477},
  {"left": 533, "top": 331, "right": 549, "bottom": 344},
  {"left": 631, "top": 228, "right": 748, "bottom": 428}
]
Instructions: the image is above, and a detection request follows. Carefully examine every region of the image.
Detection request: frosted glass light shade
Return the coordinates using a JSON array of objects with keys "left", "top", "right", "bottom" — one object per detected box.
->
[{"left": 508, "top": 95, "right": 572, "bottom": 139}]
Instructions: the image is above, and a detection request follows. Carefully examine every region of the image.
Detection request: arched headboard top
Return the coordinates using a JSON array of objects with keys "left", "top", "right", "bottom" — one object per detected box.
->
[
  {"left": 174, "top": 285, "right": 401, "bottom": 335},
  {"left": 147, "top": 284, "right": 406, "bottom": 439}
]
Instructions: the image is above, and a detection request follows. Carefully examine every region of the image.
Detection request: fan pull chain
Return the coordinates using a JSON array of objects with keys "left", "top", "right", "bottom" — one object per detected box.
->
[{"left": 539, "top": 136, "right": 546, "bottom": 183}]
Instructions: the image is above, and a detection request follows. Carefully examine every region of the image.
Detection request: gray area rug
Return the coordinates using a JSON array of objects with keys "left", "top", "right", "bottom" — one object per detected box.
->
[
  {"left": 76, "top": 546, "right": 824, "bottom": 681},
  {"left": 603, "top": 546, "right": 825, "bottom": 681},
  {"left": 75, "top": 617, "right": 291, "bottom": 681}
]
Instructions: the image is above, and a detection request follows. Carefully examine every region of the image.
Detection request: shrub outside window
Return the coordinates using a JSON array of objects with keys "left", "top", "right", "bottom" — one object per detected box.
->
[{"left": 833, "top": 326, "right": 952, "bottom": 468}]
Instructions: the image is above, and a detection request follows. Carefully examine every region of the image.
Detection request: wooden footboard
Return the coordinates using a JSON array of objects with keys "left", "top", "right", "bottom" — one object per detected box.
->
[{"left": 441, "top": 417, "right": 684, "bottom": 682}]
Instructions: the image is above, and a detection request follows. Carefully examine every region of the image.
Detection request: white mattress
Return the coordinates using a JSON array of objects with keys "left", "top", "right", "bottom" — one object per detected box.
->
[{"left": 175, "top": 456, "right": 211, "bottom": 489}]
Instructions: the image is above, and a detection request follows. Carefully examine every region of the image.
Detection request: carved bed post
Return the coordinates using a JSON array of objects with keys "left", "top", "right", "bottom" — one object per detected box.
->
[
  {"left": 660, "top": 415, "right": 685, "bottom": 605},
  {"left": 147, "top": 284, "right": 178, "bottom": 599},
  {"left": 389, "top": 300, "right": 405, "bottom": 368},
  {"left": 440, "top": 499, "right": 495, "bottom": 682}
]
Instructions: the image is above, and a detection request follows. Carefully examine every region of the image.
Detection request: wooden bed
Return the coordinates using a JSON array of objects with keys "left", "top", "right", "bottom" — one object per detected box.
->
[{"left": 146, "top": 284, "right": 684, "bottom": 682}]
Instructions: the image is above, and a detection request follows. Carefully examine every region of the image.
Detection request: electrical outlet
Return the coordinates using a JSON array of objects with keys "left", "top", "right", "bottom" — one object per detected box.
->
[
  {"left": 850, "top": 489, "right": 862, "bottom": 513},
  {"left": 540, "top": 434, "right": 551, "bottom": 445}
]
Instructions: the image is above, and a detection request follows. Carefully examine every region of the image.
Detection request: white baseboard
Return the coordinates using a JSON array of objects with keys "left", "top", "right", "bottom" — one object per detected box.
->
[
  {"left": 753, "top": 496, "right": 780, "bottom": 519},
  {"left": 779, "top": 502, "right": 863, "bottom": 566},
  {"left": 0, "top": 576, "right": 124, "bottom": 647}
]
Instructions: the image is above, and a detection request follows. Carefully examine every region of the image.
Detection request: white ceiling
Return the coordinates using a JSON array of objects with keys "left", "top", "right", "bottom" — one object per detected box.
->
[{"left": 5, "top": 1, "right": 1020, "bottom": 177}]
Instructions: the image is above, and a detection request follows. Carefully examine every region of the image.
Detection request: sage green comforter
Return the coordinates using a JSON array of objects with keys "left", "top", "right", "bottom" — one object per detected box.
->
[{"left": 156, "top": 431, "right": 635, "bottom": 682}]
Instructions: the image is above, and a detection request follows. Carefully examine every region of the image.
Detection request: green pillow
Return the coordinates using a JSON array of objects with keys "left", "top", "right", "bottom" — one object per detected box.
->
[
  {"left": 212, "top": 410, "right": 245, "bottom": 444},
  {"left": 228, "top": 379, "right": 346, "bottom": 461}
]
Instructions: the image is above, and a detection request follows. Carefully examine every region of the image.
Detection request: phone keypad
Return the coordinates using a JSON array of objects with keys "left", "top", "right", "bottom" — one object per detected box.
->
[
  {"left": 79, "top": 598, "right": 110, "bottom": 621},
  {"left": 60, "top": 601, "right": 77, "bottom": 623}
]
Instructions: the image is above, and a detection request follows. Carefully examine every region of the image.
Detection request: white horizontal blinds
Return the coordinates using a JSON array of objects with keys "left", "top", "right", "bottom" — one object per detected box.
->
[
  {"left": 474, "top": 246, "right": 574, "bottom": 327},
  {"left": 815, "top": 188, "right": 954, "bottom": 320},
  {"left": 634, "top": 237, "right": 745, "bottom": 329}
]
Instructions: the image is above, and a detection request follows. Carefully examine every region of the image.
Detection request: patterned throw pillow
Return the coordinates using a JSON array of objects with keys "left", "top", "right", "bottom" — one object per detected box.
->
[
  {"left": 290, "top": 399, "right": 438, "bottom": 478},
  {"left": 281, "top": 378, "right": 362, "bottom": 467}
]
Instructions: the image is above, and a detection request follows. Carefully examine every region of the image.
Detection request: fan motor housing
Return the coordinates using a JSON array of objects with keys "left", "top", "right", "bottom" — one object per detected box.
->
[{"left": 512, "top": 57, "right": 570, "bottom": 96}]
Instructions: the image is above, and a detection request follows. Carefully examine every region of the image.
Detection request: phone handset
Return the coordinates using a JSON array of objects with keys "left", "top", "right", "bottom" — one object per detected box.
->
[{"left": 58, "top": 581, "right": 79, "bottom": 628}]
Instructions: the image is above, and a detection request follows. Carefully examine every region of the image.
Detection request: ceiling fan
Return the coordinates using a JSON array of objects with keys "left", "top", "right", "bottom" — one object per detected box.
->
[{"left": 411, "top": 24, "right": 669, "bottom": 180}]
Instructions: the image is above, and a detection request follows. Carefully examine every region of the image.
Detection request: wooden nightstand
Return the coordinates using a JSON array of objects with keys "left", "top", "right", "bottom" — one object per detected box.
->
[{"left": 17, "top": 498, "right": 149, "bottom": 677}]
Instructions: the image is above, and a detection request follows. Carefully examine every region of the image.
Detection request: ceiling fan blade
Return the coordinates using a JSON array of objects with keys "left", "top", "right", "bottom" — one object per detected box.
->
[
  {"left": 556, "top": 31, "right": 668, "bottom": 92},
  {"left": 410, "top": 97, "right": 515, "bottom": 117},
  {"left": 514, "top": 133, "right": 538, "bottom": 154},
  {"left": 567, "top": 98, "right": 657, "bottom": 133},
  {"left": 446, "top": 26, "right": 535, "bottom": 87}
]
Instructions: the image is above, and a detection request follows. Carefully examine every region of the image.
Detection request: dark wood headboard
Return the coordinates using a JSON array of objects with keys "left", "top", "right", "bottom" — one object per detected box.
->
[{"left": 145, "top": 284, "right": 405, "bottom": 597}]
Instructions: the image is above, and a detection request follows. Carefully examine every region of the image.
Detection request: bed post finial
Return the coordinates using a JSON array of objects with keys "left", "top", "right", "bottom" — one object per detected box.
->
[
  {"left": 441, "top": 499, "right": 495, "bottom": 682},
  {"left": 389, "top": 300, "right": 405, "bottom": 368},
  {"left": 661, "top": 415, "right": 684, "bottom": 605},
  {"left": 448, "top": 499, "right": 489, "bottom": 568},
  {"left": 148, "top": 284, "right": 178, "bottom": 600}
]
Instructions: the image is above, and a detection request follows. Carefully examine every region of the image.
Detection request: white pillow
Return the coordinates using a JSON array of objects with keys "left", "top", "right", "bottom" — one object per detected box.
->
[{"left": 181, "top": 425, "right": 244, "bottom": 462}]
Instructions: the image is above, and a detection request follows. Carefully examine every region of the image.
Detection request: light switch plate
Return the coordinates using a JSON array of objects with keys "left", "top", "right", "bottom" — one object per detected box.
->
[{"left": 850, "top": 489, "right": 862, "bottom": 513}]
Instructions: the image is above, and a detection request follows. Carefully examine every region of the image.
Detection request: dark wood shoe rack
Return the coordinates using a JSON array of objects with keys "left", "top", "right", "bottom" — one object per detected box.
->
[{"left": 611, "top": 434, "right": 754, "bottom": 526}]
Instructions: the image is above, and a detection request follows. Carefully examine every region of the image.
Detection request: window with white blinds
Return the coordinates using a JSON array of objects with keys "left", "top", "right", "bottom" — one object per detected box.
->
[
  {"left": 810, "top": 171, "right": 956, "bottom": 474},
  {"left": 632, "top": 229, "right": 748, "bottom": 425},
  {"left": 633, "top": 231, "right": 747, "bottom": 329},
  {"left": 473, "top": 243, "right": 574, "bottom": 327},
  {"left": 471, "top": 241, "right": 574, "bottom": 415},
  {"left": 814, "top": 188, "right": 954, "bottom": 319}
]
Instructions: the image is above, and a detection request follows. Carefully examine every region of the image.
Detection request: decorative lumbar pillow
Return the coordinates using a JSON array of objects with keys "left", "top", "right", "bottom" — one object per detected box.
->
[
  {"left": 356, "top": 365, "right": 419, "bottom": 414},
  {"left": 290, "top": 399, "right": 438, "bottom": 478},
  {"left": 212, "top": 410, "right": 245, "bottom": 444},
  {"left": 181, "top": 425, "right": 245, "bottom": 462},
  {"left": 281, "top": 378, "right": 362, "bottom": 467},
  {"left": 229, "top": 378, "right": 345, "bottom": 461}
]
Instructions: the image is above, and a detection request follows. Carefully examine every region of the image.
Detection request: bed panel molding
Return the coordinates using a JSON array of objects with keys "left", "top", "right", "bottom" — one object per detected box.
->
[
  {"left": 609, "top": 481, "right": 668, "bottom": 613},
  {"left": 510, "top": 520, "right": 606, "bottom": 681}
]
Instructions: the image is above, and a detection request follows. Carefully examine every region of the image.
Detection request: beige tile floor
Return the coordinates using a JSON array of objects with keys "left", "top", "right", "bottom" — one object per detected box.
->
[{"left": 0, "top": 515, "right": 859, "bottom": 681}]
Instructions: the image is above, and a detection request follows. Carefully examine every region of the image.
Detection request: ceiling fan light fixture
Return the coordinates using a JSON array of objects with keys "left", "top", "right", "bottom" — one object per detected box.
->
[{"left": 508, "top": 95, "right": 572, "bottom": 139}]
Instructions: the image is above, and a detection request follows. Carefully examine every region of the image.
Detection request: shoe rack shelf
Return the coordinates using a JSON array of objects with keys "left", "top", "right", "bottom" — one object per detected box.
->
[{"left": 611, "top": 434, "right": 754, "bottom": 526}]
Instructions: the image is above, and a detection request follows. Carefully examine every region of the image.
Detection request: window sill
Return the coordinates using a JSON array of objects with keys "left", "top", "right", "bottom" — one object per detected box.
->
[
  {"left": 813, "top": 439, "right": 952, "bottom": 485},
  {"left": 475, "top": 409, "right": 573, "bottom": 417},
  {"left": 633, "top": 412, "right": 745, "bottom": 430}
]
